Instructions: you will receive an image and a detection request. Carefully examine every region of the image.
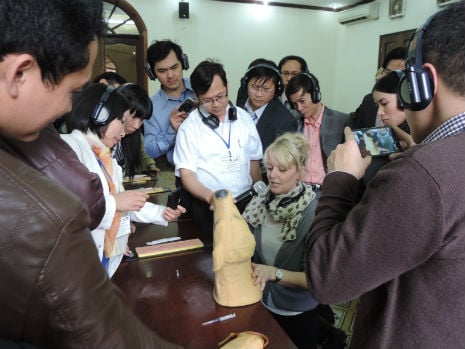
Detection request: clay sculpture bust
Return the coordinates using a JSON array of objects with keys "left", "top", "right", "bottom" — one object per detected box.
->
[{"left": 212, "top": 189, "right": 262, "bottom": 306}]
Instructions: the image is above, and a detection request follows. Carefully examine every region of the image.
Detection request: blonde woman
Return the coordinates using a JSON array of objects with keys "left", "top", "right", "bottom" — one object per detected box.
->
[{"left": 243, "top": 133, "right": 346, "bottom": 349}]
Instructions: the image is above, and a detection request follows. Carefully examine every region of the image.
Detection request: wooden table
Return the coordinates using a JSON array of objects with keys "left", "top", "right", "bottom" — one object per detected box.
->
[{"left": 112, "top": 190, "right": 296, "bottom": 348}]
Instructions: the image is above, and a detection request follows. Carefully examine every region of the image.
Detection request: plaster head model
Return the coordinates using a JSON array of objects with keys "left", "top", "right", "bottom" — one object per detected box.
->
[{"left": 212, "top": 189, "right": 262, "bottom": 306}]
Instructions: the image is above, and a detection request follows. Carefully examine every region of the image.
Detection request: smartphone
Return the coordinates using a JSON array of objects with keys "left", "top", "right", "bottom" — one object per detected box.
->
[
  {"left": 353, "top": 126, "right": 401, "bottom": 157},
  {"left": 166, "top": 187, "right": 182, "bottom": 209},
  {"left": 178, "top": 97, "right": 195, "bottom": 113}
]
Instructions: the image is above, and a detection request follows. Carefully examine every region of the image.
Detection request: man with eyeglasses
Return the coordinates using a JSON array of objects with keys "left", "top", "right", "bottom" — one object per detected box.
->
[
  {"left": 349, "top": 47, "right": 406, "bottom": 130},
  {"left": 237, "top": 59, "right": 297, "bottom": 154},
  {"left": 278, "top": 55, "right": 310, "bottom": 118},
  {"left": 174, "top": 60, "right": 263, "bottom": 234}
]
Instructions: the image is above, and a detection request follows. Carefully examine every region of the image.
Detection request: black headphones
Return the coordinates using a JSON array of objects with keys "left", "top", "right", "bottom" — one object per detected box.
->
[
  {"left": 240, "top": 63, "right": 284, "bottom": 96},
  {"left": 393, "top": 70, "right": 405, "bottom": 110},
  {"left": 398, "top": 15, "right": 435, "bottom": 111},
  {"left": 301, "top": 72, "right": 321, "bottom": 103},
  {"left": 145, "top": 52, "right": 190, "bottom": 81},
  {"left": 198, "top": 101, "right": 237, "bottom": 130},
  {"left": 265, "top": 184, "right": 305, "bottom": 209},
  {"left": 90, "top": 85, "right": 116, "bottom": 126}
]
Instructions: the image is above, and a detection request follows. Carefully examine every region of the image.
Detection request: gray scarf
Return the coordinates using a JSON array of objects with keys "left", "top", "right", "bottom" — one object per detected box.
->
[{"left": 242, "top": 183, "right": 315, "bottom": 241}]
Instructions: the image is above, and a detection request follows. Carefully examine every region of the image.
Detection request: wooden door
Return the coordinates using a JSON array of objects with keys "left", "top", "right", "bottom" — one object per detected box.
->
[{"left": 378, "top": 29, "right": 415, "bottom": 68}]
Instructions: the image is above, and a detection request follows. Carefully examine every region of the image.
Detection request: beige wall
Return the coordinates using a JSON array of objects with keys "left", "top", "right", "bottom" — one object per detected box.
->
[{"left": 130, "top": 0, "right": 443, "bottom": 112}]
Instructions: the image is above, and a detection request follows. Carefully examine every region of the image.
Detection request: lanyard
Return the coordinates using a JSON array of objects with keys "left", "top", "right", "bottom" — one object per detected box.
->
[{"left": 212, "top": 121, "right": 232, "bottom": 156}]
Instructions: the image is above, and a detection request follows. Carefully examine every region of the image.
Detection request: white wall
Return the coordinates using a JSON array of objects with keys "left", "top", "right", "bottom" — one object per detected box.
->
[{"left": 131, "top": 0, "right": 442, "bottom": 113}]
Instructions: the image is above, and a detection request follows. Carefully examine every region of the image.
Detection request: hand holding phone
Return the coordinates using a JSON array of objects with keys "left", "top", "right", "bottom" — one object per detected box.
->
[
  {"left": 166, "top": 187, "right": 182, "bottom": 209},
  {"left": 178, "top": 97, "right": 195, "bottom": 113},
  {"left": 353, "top": 126, "right": 401, "bottom": 157}
]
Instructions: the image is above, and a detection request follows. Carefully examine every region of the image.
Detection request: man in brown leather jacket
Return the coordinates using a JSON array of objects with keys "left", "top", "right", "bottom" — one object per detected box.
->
[
  {"left": 3, "top": 124, "right": 105, "bottom": 230},
  {"left": 0, "top": 1, "right": 181, "bottom": 348}
]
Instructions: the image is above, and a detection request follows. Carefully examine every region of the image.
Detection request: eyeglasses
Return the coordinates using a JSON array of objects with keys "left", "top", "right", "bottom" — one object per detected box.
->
[
  {"left": 200, "top": 93, "right": 227, "bottom": 107},
  {"left": 383, "top": 60, "right": 406, "bottom": 75},
  {"left": 281, "top": 71, "right": 300, "bottom": 78},
  {"left": 248, "top": 84, "right": 274, "bottom": 95},
  {"left": 382, "top": 67, "right": 394, "bottom": 74}
]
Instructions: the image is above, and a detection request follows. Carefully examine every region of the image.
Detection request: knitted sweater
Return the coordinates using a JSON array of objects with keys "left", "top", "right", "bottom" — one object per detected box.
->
[{"left": 305, "top": 132, "right": 465, "bottom": 349}]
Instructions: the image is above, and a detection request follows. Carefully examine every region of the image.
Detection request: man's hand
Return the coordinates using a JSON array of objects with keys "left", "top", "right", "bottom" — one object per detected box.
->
[
  {"left": 385, "top": 120, "right": 416, "bottom": 160},
  {"left": 169, "top": 106, "right": 189, "bottom": 132},
  {"left": 328, "top": 127, "right": 372, "bottom": 180}
]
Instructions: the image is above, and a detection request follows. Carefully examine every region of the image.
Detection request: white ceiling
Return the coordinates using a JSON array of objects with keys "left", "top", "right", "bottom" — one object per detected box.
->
[{"left": 221, "top": 0, "right": 374, "bottom": 11}]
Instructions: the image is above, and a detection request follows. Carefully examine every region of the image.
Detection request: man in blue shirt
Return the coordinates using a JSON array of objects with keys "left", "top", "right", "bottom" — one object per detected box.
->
[{"left": 144, "top": 40, "right": 195, "bottom": 165}]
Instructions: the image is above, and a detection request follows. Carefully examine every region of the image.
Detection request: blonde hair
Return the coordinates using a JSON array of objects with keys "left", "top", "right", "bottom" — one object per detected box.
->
[{"left": 264, "top": 132, "right": 309, "bottom": 173}]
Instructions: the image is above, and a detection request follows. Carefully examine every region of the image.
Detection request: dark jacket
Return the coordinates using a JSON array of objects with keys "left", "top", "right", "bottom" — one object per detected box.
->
[
  {"left": 2, "top": 124, "right": 105, "bottom": 230},
  {"left": 348, "top": 92, "right": 377, "bottom": 130},
  {"left": 0, "top": 147, "right": 181, "bottom": 349},
  {"left": 255, "top": 98, "right": 298, "bottom": 152}
]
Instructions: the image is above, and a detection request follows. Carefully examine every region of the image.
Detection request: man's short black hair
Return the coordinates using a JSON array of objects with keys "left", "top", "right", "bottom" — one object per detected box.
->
[
  {"left": 278, "top": 55, "right": 309, "bottom": 74},
  {"left": 146, "top": 40, "right": 184, "bottom": 71},
  {"left": 190, "top": 59, "right": 228, "bottom": 97},
  {"left": 0, "top": 0, "right": 105, "bottom": 84},
  {"left": 382, "top": 47, "right": 407, "bottom": 69},
  {"left": 422, "top": 1, "right": 465, "bottom": 96}
]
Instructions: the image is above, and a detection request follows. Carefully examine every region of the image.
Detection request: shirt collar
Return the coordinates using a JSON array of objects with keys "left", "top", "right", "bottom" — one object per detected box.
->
[
  {"left": 245, "top": 99, "right": 268, "bottom": 119},
  {"left": 158, "top": 78, "right": 194, "bottom": 102},
  {"left": 422, "top": 111, "right": 465, "bottom": 144},
  {"left": 304, "top": 105, "right": 324, "bottom": 127}
]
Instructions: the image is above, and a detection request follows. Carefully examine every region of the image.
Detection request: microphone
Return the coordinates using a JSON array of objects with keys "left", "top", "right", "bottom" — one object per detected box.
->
[{"left": 234, "top": 181, "right": 267, "bottom": 208}]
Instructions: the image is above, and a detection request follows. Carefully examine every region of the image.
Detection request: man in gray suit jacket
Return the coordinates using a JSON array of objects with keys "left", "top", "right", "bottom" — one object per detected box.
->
[{"left": 286, "top": 73, "right": 349, "bottom": 190}]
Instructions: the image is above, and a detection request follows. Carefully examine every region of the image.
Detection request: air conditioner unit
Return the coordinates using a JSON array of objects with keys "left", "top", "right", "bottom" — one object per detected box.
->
[{"left": 337, "top": 2, "right": 379, "bottom": 25}]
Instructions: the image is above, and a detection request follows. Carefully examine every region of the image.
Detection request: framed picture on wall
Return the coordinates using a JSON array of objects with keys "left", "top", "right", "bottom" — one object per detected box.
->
[
  {"left": 389, "top": 0, "right": 405, "bottom": 18},
  {"left": 437, "top": 0, "right": 461, "bottom": 7}
]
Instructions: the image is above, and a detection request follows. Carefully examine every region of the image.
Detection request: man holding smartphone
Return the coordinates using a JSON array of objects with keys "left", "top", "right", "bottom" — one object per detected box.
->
[
  {"left": 144, "top": 40, "right": 195, "bottom": 166},
  {"left": 304, "top": 3, "right": 465, "bottom": 348}
]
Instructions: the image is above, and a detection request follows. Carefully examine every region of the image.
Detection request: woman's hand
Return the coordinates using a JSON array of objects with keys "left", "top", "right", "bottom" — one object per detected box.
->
[
  {"left": 251, "top": 263, "right": 276, "bottom": 292},
  {"left": 124, "top": 245, "right": 132, "bottom": 256},
  {"left": 113, "top": 190, "right": 148, "bottom": 212},
  {"left": 163, "top": 205, "right": 186, "bottom": 222}
]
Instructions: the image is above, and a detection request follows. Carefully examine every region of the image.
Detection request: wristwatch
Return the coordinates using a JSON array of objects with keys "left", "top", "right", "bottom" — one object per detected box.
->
[{"left": 274, "top": 268, "right": 283, "bottom": 282}]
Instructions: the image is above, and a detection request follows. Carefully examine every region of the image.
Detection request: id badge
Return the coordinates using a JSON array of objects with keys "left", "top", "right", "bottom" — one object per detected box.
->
[
  {"left": 221, "top": 154, "right": 240, "bottom": 173},
  {"left": 117, "top": 213, "right": 131, "bottom": 238},
  {"left": 108, "top": 213, "right": 131, "bottom": 257}
]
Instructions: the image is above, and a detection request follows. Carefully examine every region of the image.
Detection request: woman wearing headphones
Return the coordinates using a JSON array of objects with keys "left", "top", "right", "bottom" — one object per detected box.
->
[
  {"left": 363, "top": 71, "right": 411, "bottom": 183},
  {"left": 61, "top": 83, "right": 185, "bottom": 277},
  {"left": 114, "top": 83, "right": 159, "bottom": 177},
  {"left": 242, "top": 133, "right": 346, "bottom": 349}
]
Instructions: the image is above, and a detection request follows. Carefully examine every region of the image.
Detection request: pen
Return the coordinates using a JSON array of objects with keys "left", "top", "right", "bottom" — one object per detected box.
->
[
  {"left": 146, "top": 236, "right": 181, "bottom": 246},
  {"left": 201, "top": 313, "right": 236, "bottom": 326}
]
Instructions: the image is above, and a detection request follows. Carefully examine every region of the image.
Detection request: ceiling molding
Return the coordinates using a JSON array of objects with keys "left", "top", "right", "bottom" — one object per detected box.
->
[{"left": 211, "top": 0, "right": 375, "bottom": 12}]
